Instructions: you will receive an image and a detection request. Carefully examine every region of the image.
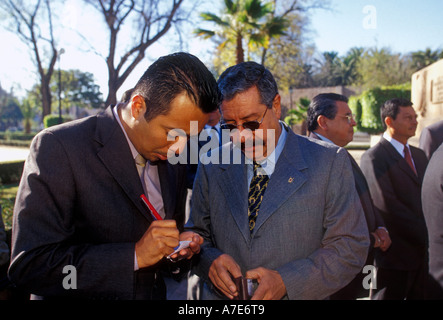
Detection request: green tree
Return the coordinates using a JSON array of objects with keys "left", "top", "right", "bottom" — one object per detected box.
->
[
  {"left": 49, "top": 69, "right": 104, "bottom": 111},
  {"left": 284, "top": 97, "right": 309, "bottom": 135},
  {"left": 0, "top": 0, "right": 60, "bottom": 118},
  {"left": 264, "top": 11, "right": 315, "bottom": 90},
  {"left": 0, "top": 84, "right": 23, "bottom": 131},
  {"left": 28, "top": 69, "right": 104, "bottom": 118},
  {"left": 411, "top": 48, "right": 443, "bottom": 71},
  {"left": 355, "top": 47, "right": 412, "bottom": 89},
  {"left": 335, "top": 47, "right": 363, "bottom": 86},
  {"left": 20, "top": 98, "right": 35, "bottom": 134},
  {"left": 314, "top": 51, "right": 340, "bottom": 86},
  {"left": 195, "top": 0, "right": 280, "bottom": 64}
]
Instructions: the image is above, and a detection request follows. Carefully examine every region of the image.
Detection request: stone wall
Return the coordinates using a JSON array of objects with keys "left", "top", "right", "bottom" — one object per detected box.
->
[
  {"left": 280, "top": 85, "right": 363, "bottom": 112},
  {"left": 279, "top": 85, "right": 363, "bottom": 135},
  {"left": 411, "top": 59, "right": 443, "bottom": 145}
]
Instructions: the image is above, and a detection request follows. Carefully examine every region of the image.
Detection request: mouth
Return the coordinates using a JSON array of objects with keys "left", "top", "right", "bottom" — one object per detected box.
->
[{"left": 154, "top": 153, "right": 168, "bottom": 161}]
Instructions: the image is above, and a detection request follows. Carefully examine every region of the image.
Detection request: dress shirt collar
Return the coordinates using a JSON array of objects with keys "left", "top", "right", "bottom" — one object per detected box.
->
[
  {"left": 383, "top": 131, "right": 411, "bottom": 158},
  {"left": 313, "top": 132, "right": 336, "bottom": 146},
  {"left": 246, "top": 121, "right": 288, "bottom": 177},
  {"left": 113, "top": 105, "right": 139, "bottom": 160}
]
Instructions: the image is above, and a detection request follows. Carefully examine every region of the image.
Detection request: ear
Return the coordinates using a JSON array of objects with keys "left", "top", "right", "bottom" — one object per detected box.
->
[
  {"left": 272, "top": 94, "right": 281, "bottom": 119},
  {"left": 317, "top": 115, "right": 329, "bottom": 130},
  {"left": 130, "top": 95, "right": 146, "bottom": 119},
  {"left": 384, "top": 116, "right": 393, "bottom": 128}
]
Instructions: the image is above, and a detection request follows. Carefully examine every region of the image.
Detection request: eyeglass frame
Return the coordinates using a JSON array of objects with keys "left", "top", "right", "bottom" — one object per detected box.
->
[
  {"left": 220, "top": 107, "right": 269, "bottom": 131},
  {"left": 335, "top": 113, "right": 356, "bottom": 124}
]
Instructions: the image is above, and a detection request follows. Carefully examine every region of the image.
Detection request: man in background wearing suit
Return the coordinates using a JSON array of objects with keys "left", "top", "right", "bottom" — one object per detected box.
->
[
  {"left": 419, "top": 120, "right": 443, "bottom": 160},
  {"left": 307, "top": 93, "right": 391, "bottom": 299},
  {"left": 189, "top": 62, "right": 369, "bottom": 300},
  {"left": 8, "top": 52, "right": 220, "bottom": 300},
  {"left": 360, "top": 98, "right": 429, "bottom": 299},
  {"left": 422, "top": 143, "right": 443, "bottom": 299}
]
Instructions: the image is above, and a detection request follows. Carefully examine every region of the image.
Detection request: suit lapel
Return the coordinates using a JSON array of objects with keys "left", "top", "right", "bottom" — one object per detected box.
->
[
  {"left": 218, "top": 132, "right": 309, "bottom": 240},
  {"left": 94, "top": 107, "right": 151, "bottom": 222},
  {"left": 380, "top": 137, "right": 420, "bottom": 184},
  {"left": 218, "top": 158, "right": 250, "bottom": 244},
  {"left": 253, "top": 131, "right": 308, "bottom": 235},
  {"left": 410, "top": 147, "right": 427, "bottom": 180}
]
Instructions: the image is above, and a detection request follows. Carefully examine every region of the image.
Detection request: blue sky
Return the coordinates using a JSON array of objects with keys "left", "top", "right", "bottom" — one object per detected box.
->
[
  {"left": 1, "top": 0, "right": 442, "bottom": 99},
  {"left": 310, "top": 0, "right": 443, "bottom": 55}
]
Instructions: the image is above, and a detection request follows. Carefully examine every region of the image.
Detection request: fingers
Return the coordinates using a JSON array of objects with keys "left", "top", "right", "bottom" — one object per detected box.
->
[
  {"left": 371, "top": 232, "right": 381, "bottom": 248},
  {"left": 135, "top": 220, "right": 180, "bottom": 269},
  {"left": 245, "top": 267, "right": 286, "bottom": 300},
  {"left": 374, "top": 228, "right": 392, "bottom": 251},
  {"left": 209, "top": 254, "right": 242, "bottom": 299},
  {"left": 169, "top": 232, "right": 204, "bottom": 261}
]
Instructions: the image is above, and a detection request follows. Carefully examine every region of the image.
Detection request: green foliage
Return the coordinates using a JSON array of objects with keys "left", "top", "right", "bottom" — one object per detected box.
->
[
  {"left": 43, "top": 114, "right": 72, "bottom": 128},
  {"left": 196, "top": 0, "right": 288, "bottom": 64},
  {"left": 284, "top": 97, "right": 310, "bottom": 125},
  {"left": 0, "top": 183, "right": 19, "bottom": 230},
  {"left": 0, "top": 160, "right": 25, "bottom": 185},
  {"left": 348, "top": 96, "right": 362, "bottom": 130},
  {"left": 0, "top": 131, "right": 35, "bottom": 147},
  {"left": 350, "top": 83, "right": 411, "bottom": 134}
]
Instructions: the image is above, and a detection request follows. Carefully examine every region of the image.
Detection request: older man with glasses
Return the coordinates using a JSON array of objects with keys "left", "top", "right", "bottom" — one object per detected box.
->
[
  {"left": 188, "top": 62, "right": 369, "bottom": 300},
  {"left": 307, "top": 93, "right": 391, "bottom": 300}
]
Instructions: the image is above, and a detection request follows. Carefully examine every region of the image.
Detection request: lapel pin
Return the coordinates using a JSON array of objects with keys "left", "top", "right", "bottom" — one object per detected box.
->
[{"left": 288, "top": 177, "right": 294, "bottom": 183}]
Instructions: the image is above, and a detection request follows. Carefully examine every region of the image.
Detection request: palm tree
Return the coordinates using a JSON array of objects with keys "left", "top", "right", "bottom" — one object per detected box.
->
[
  {"left": 411, "top": 48, "right": 443, "bottom": 71},
  {"left": 195, "top": 0, "right": 287, "bottom": 64},
  {"left": 336, "top": 47, "right": 363, "bottom": 85},
  {"left": 253, "top": 14, "right": 289, "bottom": 64}
]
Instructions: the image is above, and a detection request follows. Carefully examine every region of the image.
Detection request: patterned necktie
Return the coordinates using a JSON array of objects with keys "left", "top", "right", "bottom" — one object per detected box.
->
[
  {"left": 135, "top": 154, "right": 147, "bottom": 178},
  {"left": 404, "top": 145, "right": 417, "bottom": 175},
  {"left": 248, "top": 162, "right": 269, "bottom": 232}
]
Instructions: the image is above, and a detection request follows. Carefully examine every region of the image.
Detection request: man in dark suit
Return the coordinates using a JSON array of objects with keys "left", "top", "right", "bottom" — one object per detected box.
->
[
  {"left": 422, "top": 143, "right": 443, "bottom": 299},
  {"left": 8, "top": 52, "right": 220, "bottom": 299},
  {"left": 360, "top": 98, "right": 429, "bottom": 300},
  {"left": 307, "top": 93, "right": 391, "bottom": 299},
  {"left": 190, "top": 62, "right": 369, "bottom": 300},
  {"left": 419, "top": 120, "right": 443, "bottom": 160}
]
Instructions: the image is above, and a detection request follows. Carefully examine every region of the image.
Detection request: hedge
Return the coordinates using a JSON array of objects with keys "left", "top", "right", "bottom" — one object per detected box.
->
[
  {"left": 349, "top": 83, "right": 411, "bottom": 134},
  {"left": 0, "top": 160, "right": 25, "bottom": 185},
  {"left": 43, "top": 114, "right": 72, "bottom": 128}
]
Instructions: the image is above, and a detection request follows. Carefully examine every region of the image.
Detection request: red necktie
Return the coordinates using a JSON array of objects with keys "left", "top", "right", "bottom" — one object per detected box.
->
[{"left": 404, "top": 145, "right": 417, "bottom": 175}]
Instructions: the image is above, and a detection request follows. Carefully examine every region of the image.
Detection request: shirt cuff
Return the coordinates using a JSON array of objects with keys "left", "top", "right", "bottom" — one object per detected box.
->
[{"left": 134, "top": 250, "right": 139, "bottom": 271}]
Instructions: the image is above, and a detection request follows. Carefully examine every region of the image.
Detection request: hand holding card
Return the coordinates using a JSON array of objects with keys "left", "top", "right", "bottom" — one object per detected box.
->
[{"left": 167, "top": 240, "right": 191, "bottom": 261}]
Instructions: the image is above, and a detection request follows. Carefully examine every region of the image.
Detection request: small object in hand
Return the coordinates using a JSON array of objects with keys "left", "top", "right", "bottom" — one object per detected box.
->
[{"left": 167, "top": 240, "right": 191, "bottom": 262}]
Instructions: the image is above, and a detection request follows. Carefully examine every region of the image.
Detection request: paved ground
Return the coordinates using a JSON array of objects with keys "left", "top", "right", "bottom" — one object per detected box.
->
[
  {"left": 349, "top": 149, "right": 365, "bottom": 165},
  {"left": 0, "top": 146, "right": 29, "bottom": 162}
]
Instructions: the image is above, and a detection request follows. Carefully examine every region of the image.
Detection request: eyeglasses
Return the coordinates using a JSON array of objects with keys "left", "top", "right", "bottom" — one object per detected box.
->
[
  {"left": 220, "top": 108, "right": 268, "bottom": 131},
  {"left": 336, "top": 114, "right": 356, "bottom": 124}
]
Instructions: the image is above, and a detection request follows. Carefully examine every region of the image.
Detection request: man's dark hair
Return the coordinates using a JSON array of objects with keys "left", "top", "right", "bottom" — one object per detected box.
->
[
  {"left": 217, "top": 61, "right": 278, "bottom": 109},
  {"left": 120, "top": 88, "right": 134, "bottom": 102},
  {"left": 131, "top": 52, "right": 220, "bottom": 121},
  {"left": 307, "top": 93, "right": 349, "bottom": 132},
  {"left": 380, "top": 98, "right": 413, "bottom": 130}
]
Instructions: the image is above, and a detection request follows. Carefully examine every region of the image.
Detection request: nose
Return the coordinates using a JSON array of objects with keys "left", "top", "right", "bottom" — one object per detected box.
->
[
  {"left": 167, "top": 135, "right": 188, "bottom": 156},
  {"left": 231, "top": 126, "right": 254, "bottom": 144},
  {"left": 350, "top": 118, "right": 357, "bottom": 126}
]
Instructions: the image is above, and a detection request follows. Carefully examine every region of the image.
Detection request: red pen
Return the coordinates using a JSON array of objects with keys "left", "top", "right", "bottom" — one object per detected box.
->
[{"left": 140, "top": 194, "right": 163, "bottom": 220}]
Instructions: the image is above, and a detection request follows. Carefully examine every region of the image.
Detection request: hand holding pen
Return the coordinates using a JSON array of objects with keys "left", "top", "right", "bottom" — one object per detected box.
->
[{"left": 134, "top": 194, "right": 203, "bottom": 269}]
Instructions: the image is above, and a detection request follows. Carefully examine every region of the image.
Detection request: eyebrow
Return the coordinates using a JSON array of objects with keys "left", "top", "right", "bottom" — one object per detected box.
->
[{"left": 222, "top": 112, "right": 261, "bottom": 122}]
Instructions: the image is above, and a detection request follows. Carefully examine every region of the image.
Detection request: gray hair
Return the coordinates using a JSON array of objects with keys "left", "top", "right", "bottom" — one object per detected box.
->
[{"left": 217, "top": 61, "right": 278, "bottom": 108}]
